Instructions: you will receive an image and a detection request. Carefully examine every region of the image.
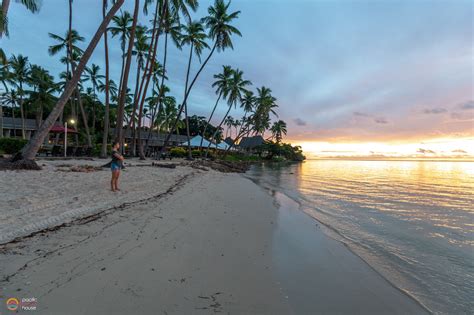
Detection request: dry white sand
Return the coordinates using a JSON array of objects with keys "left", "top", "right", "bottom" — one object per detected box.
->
[
  {"left": 0, "top": 163, "right": 428, "bottom": 314},
  {"left": 0, "top": 158, "right": 193, "bottom": 243}
]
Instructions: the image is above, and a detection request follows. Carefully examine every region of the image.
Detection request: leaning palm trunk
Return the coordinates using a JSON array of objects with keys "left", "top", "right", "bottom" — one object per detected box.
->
[
  {"left": 204, "top": 104, "right": 232, "bottom": 158},
  {"left": 199, "top": 92, "right": 222, "bottom": 151},
  {"left": 15, "top": 0, "right": 125, "bottom": 162},
  {"left": 114, "top": 0, "right": 140, "bottom": 144},
  {"left": 159, "top": 42, "right": 218, "bottom": 158}
]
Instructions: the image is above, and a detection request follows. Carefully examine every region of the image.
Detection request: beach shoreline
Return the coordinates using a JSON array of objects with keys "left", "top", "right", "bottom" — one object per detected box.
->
[{"left": 1, "top": 160, "right": 428, "bottom": 314}]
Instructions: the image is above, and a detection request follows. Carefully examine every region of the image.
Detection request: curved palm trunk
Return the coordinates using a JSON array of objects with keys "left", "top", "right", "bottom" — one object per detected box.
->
[
  {"left": 100, "top": 0, "right": 111, "bottom": 158},
  {"left": 204, "top": 104, "right": 232, "bottom": 158},
  {"left": 159, "top": 42, "right": 217, "bottom": 158},
  {"left": 115, "top": 0, "right": 139, "bottom": 146},
  {"left": 16, "top": 0, "right": 125, "bottom": 161},
  {"left": 199, "top": 92, "right": 222, "bottom": 151}
]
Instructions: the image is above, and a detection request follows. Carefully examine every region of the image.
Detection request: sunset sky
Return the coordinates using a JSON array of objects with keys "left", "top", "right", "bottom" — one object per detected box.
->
[{"left": 4, "top": 0, "right": 473, "bottom": 158}]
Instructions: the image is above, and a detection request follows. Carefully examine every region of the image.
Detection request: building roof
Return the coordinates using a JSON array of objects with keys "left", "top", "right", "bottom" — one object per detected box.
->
[
  {"left": 2, "top": 117, "right": 38, "bottom": 130},
  {"left": 238, "top": 135, "right": 264, "bottom": 149}
]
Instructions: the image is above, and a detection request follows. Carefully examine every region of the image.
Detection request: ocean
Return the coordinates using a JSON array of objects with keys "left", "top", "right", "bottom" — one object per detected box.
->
[{"left": 245, "top": 159, "right": 474, "bottom": 314}]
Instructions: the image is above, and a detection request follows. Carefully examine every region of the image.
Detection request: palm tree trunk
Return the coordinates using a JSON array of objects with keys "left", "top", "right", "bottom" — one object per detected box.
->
[
  {"left": 16, "top": 0, "right": 125, "bottom": 161},
  {"left": 0, "top": 103, "right": 3, "bottom": 138},
  {"left": 130, "top": 63, "right": 141, "bottom": 156},
  {"left": 115, "top": 0, "right": 139, "bottom": 144},
  {"left": 200, "top": 92, "right": 222, "bottom": 150},
  {"left": 19, "top": 83, "right": 25, "bottom": 139},
  {"left": 76, "top": 89, "right": 92, "bottom": 147},
  {"left": 100, "top": 0, "right": 111, "bottom": 158},
  {"left": 0, "top": 0, "right": 10, "bottom": 39},
  {"left": 205, "top": 104, "right": 232, "bottom": 158},
  {"left": 183, "top": 43, "right": 193, "bottom": 160},
  {"left": 136, "top": 1, "right": 165, "bottom": 160},
  {"left": 159, "top": 41, "right": 217, "bottom": 158}
]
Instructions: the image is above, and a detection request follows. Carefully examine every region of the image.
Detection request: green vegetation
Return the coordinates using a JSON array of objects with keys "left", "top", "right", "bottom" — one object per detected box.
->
[{"left": 0, "top": 138, "right": 28, "bottom": 154}]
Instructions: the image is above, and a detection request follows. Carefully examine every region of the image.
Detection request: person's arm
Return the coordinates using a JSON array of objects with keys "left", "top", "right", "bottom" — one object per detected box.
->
[{"left": 113, "top": 152, "right": 124, "bottom": 161}]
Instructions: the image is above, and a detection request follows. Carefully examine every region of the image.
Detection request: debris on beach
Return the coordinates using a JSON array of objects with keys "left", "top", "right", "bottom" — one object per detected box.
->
[
  {"left": 189, "top": 160, "right": 250, "bottom": 173},
  {"left": 56, "top": 165, "right": 102, "bottom": 173}
]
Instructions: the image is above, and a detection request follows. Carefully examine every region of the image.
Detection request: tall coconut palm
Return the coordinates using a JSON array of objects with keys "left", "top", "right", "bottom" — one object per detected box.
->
[
  {"left": 199, "top": 65, "right": 233, "bottom": 149},
  {"left": 205, "top": 68, "right": 251, "bottom": 156},
  {"left": 83, "top": 64, "right": 104, "bottom": 130},
  {"left": 270, "top": 120, "right": 287, "bottom": 143},
  {"left": 224, "top": 89, "right": 255, "bottom": 153},
  {"left": 101, "top": 0, "right": 112, "bottom": 158},
  {"left": 114, "top": 0, "right": 140, "bottom": 144},
  {"left": 161, "top": 0, "right": 241, "bottom": 155},
  {"left": 252, "top": 86, "right": 278, "bottom": 136},
  {"left": 109, "top": 10, "right": 133, "bottom": 93},
  {"left": 27, "top": 65, "right": 57, "bottom": 128},
  {"left": 9, "top": 54, "right": 30, "bottom": 139},
  {"left": 180, "top": 20, "right": 209, "bottom": 159},
  {"left": 17, "top": 0, "right": 125, "bottom": 163},
  {"left": 224, "top": 115, "right": 233, "bottom": 138}
]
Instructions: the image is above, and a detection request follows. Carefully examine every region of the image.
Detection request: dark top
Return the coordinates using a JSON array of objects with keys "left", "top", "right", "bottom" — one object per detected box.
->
[{"left": 111, "top": 150, "right": 121, "bottom": 164}]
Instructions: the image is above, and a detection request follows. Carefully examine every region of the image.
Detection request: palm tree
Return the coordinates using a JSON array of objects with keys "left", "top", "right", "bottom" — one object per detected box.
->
[
  {"left": 270, "top": 120, "right": 287, "bottom": 143},
  {"left": 109, "top": 10, "right": 133, "bottom": 93},
  {"left": 9, "top": 54, "right": 30, "bottom": 139},
  {"left": 252, "top": 86, "right": 278, "bottom": 136},
  {"left": 17, "top": 0, "right": 125, "bottom": 162},
  {"left": 224, "top": 89, "right": 255, "bottom": 153},
  {"left": 205, "top": 68, "right": 251, "bottom": 156},
  {"left": 27, "top": 65, "right": 57, "bottom": 128},
  {"left": 101, "top": 0, "right": 112, "bottom": 158},
  {"left": 224, "top": 115, "right": 233, "bottom": 138},
  {"left": 48, "top": 30, "right": 84, "bottom": 78},
  {"left": 180, "top": 20, "right": 209, "bottom": 159},
  {"left": 1, "top": 0, "right": 40, "bottom": 63},
  {"left": 160, "top": 0, "right": 241, "bottom": 156},
  {"left": 114, "top": 0, "right": 140, "bottom": 145},
  {"left": 199, "top": 65, "right": 232, "bottom": 149},
  {"left": 83, "top": 64, "right": 104, "bottom": 130}
]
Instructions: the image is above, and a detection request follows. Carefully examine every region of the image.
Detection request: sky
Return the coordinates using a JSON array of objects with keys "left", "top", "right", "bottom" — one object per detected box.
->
[{"left": 3, "top": 0, "right": 473, "bottom": 158}]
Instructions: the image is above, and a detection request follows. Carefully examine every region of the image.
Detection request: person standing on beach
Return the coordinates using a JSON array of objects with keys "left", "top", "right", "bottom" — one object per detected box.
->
[{"left": 111, "top": 141, "right": 124, "bottom": 192}]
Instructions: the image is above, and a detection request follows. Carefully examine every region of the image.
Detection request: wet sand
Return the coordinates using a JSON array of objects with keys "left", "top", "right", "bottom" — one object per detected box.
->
[{"left": 0, "top": 168, "right": 428, "bottom": 314}]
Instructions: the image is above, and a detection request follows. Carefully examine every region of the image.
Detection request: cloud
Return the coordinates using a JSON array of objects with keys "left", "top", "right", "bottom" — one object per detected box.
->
[
  {"left": 452, "top": 149, "right": 467, "bottom": 154},
  {"left": 459, "top": 100, "right": 474, "bottom": 110},
  {"left": 423, "top": 107, "right": 447, "bottom": 114},
  {"left": 293, "top": 118, "right": 307, "bottom": 126},
  {"left": 374, "top": 117, "right": 388, "bottom": 124},
  {"left": 353, "top": 111, "right": 370, "bottom": 117},
  {"left": 417, "top": 148, "right": 436, "bottom": 154},
  {"left": 451, "top": 112, "right": 473, "bottom": 120}
]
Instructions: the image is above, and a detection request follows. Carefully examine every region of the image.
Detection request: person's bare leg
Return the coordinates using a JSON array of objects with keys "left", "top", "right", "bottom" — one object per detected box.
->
[
  {"left": 111, "top": 171, "right": 118, "bottom": 192},
  {"left": 115, "top": 171, "right": 121, "bottom": 191}
]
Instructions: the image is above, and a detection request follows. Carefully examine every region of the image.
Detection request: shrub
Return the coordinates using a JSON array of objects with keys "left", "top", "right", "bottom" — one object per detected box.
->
[
  {"left": 169, "top": 147, "right": 186, "bottom": 158},
  {"left": 0, "top": 138, "right": 28, "bottom": 154},
  {"left": 191, "top": 149, "right": 201, "bottom": 158}
]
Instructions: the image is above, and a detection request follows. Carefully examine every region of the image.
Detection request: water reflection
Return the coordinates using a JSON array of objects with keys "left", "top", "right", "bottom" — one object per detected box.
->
[{"left": 246, "top": 160, "right": 474, "bottom": 314}]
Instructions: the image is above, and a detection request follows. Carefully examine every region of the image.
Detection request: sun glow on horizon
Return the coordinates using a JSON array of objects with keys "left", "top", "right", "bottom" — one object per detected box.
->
[{"left": 291, "top": 137, "right": 474, "bottom": 160}]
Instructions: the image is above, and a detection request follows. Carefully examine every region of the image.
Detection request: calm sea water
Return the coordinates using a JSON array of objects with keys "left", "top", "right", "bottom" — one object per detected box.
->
[{"left": 246, "top": 159, "right": 474, "bottom": 314}]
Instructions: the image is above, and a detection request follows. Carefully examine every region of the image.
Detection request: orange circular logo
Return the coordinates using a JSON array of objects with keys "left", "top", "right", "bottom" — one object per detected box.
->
[{"left": 6, "top": 297, "right": 20, "bottom": 311}]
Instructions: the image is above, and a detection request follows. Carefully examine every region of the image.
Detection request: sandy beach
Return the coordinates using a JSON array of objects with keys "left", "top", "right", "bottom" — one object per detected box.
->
[{"left": 0, "top": 160, "right": 428, "bottom": 314}]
